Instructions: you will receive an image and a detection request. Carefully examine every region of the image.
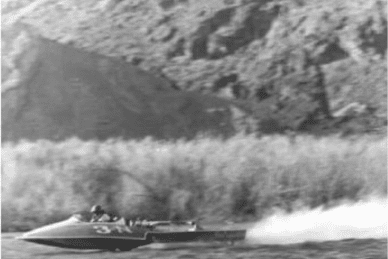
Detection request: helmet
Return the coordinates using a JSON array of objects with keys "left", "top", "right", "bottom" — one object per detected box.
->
[{"left": 91, "top": 205, "right": 104, "bottom": 214}]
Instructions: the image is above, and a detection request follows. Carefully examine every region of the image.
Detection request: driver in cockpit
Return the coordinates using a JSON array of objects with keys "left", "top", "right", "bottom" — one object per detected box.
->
[{"left": 90, "top": 205, "right": 112, "bottom": 222}]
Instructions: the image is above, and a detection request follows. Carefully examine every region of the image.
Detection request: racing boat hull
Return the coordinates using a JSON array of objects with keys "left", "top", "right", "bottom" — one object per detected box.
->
[
  {"left": 18, "top": 236, "right": 150, "bottom": 250},
  {"left": 17, "top": 216, "right": 247, "bottom": 251}
]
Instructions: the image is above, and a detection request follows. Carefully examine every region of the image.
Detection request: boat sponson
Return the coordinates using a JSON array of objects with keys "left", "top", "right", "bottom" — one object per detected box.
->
[{"left": 147, "top": 230, "right": 247, "bottom": 243}]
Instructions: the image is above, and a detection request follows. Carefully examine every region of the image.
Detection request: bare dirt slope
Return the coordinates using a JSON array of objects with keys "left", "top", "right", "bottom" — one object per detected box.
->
[
  {"left": 2, "top": 233, "right": 387, "bottom": 259},
  {"left": 2, "top": 25, "right": 238, "bottom": 141}
]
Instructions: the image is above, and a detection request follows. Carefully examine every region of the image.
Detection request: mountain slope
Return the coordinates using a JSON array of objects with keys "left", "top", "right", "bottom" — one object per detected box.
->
[
  {"left": 2, "top": 26, "right": 238, "bottom": 141},
  {"left": 1, "top": 0, "right": 386, "bottom": 141}
]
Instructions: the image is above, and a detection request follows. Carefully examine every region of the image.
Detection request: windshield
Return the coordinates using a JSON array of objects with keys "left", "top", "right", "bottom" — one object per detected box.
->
[{"left": 69, "top": 214, "right": 87, "bottom": 223}]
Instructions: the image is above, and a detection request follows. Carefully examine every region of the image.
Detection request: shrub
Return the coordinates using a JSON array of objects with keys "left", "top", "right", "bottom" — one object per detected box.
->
[{"left": 1, "top": 134, "right": 386, "bottom": 231}]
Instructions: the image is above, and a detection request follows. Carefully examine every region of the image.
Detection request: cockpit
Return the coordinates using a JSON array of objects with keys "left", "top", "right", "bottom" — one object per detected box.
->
[{"left": 69, "top": 214, "right": 127, "bottom": 225}]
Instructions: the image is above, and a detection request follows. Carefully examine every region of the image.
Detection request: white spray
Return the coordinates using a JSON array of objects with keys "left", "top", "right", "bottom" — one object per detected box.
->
[{"left": 247, "top": 198, "right": 387, "bottom": 244}]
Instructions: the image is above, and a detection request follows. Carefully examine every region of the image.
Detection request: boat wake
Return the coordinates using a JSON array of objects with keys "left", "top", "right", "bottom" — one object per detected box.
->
[{"left": 247, "top": 197, "right": 387, "bottom": 244}]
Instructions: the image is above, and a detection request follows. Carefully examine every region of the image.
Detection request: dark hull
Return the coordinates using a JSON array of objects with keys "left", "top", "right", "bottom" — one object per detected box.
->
[
  {"left": 17, "top": 217, "right": 247, "bottom": 250},
  {"left": 149, "top": 230, "right": 246, "bottom": 243},
  {"left": 22, "top": 237, "right": 151, "bottom": 251}
]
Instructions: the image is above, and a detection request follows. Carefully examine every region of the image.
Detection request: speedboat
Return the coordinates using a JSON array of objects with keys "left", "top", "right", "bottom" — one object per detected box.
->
[{"left": 17, "top": 214, "right": 246, "bottom": 251}]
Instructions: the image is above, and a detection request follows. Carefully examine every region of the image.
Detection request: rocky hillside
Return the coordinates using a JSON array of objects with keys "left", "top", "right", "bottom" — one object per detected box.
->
[
  {"left": 2, "top": 0, "right": 387, "bottom": 141},
  {"left": 2, "top": 26, "right": 240, "bottom": 141}
]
